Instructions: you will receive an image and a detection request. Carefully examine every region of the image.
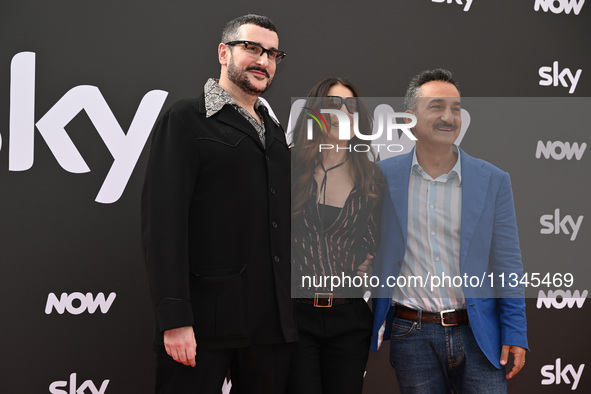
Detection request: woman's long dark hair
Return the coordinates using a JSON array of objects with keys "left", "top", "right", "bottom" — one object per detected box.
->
[{"left": 291, "top": 77, "right": 383, "bottom": 219}]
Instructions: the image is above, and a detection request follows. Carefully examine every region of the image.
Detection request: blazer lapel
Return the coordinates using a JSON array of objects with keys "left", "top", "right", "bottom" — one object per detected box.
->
[{"left": 459, "top": 148, "right": 491, "bottom": 269}]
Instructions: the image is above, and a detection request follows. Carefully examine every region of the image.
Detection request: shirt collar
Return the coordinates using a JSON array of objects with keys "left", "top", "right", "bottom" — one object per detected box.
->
[
  {"left": 204, "top": 78, "right": 263, "bottom": 118},
  {"left": 411, "top": 145, "right": 462, "bottom": 185}
]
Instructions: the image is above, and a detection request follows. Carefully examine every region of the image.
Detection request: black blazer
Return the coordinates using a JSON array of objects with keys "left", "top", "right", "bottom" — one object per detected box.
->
[{"left": 141, "top": 93, "right": 297, "bottom": 350}]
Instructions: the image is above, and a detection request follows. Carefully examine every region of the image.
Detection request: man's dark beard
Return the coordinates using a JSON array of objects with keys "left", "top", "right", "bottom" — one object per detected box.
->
[{"left": 227, "top": 56, "right": 272, "bottom": 96}]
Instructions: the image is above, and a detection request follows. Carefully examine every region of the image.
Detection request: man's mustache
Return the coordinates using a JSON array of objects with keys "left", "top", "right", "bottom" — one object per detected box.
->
[
  {"left": 434, "top": 121, "right": 457, "bottom": 130},
  {"left": 247, "top": 66, "right": 269, "bottom": 78}
]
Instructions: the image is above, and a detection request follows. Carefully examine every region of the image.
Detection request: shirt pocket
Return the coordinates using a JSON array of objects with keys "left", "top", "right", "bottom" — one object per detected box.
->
[{"left": 195, "top": 127, "right": 248, "bottom": 148}]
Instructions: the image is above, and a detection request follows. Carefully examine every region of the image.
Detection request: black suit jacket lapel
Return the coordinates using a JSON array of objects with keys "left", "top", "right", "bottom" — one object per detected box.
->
[{"left": 260, "top": 105, "right": 285, "bottom": 150}]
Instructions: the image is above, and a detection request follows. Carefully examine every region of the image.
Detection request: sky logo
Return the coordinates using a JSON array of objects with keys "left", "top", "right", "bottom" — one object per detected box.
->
[
  {"left": 49, "top": 373, "right": 109, "bottom": 394},
  {"left": 5, "top": 52, "right": 168, "bottom": 204},
  {"left": 541, "top": 359, "right": 585, "bottom": 390},
  {"left": 539, "top": 61, "right": 583, "bottom": 94},
  {"left": 540, "top": 209, "right": 584, "bottom": 241},
  {"left": 432, "top": 0, "right": 474, "bottom": 12}
]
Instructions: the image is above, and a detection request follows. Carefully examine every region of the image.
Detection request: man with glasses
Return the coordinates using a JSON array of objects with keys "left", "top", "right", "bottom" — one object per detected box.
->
[
  {"left": 142, "top": 14, "right": 295, "bottom": 394},
  {"left": 371, "top": 69, "right": 528, "bottom": 393}
]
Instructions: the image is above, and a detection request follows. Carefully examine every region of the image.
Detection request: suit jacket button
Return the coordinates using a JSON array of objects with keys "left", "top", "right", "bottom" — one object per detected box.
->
[
  {"left": 274, "top": 256, "right": 280, "bottom": 263},
  {"left": 272, "top": 221, "right": 278, "bottom": 228}
]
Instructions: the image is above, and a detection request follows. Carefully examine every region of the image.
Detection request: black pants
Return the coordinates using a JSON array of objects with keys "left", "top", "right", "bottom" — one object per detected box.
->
[
  {"left": 288, "top": 299, "right": 373, "bottom": 394},
  {"left": 155, "top": 342, "right": 292, "bottom": 394}
]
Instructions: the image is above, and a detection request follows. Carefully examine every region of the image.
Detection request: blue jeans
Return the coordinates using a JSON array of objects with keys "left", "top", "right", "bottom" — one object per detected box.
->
[{"left": 389, "top": 317, "right": 507, "bottom": 394}]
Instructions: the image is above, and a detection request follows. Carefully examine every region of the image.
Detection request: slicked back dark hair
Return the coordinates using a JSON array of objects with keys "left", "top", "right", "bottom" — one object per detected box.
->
[
  {"left": 404, "top": 68, "right": 461, "bottom": 111},
  {"left": 221, "top": 14, "right": 278, "bottom": 43}
]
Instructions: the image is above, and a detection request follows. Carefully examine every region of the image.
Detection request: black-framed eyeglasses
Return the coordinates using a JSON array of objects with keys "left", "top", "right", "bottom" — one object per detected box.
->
[
  {"left": 224, "top": 40, "right": 286, "bottom": 64},
  {"left": 324, "top": 96, "right": 358, "bottom": 113}
]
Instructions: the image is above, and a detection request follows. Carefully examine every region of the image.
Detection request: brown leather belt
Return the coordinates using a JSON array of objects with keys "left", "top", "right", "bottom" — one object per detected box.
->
[
  {"left": 395, "top": 304, "right": 468, "bottom": 326},
  {"left": 295, "top": 293, "right": 352, "bottom": 307}
]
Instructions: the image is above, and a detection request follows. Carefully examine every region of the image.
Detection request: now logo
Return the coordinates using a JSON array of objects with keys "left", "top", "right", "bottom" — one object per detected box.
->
[
  {"left": 45, "top": 292, "right": 116, "bottom": 315},
  {"left": 537, "top": 289, "right": 588, "bottom": 309},
  {"left": 4, "top": 52, "right": 168, "bottom": 204},
  {"left": 536, "top": 141, "right": 587, "bottom": 160},
  {"left": 49, "top": 373, "right": 109, "bottom": 394},
  {"left": 534, "top": 0, "right": 585, "bottom": 15}
]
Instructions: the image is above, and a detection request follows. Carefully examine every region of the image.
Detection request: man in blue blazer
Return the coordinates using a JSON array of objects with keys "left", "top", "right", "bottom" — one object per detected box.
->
[{"left": 371, "top": 69, "right": 528, "bottom": 393}]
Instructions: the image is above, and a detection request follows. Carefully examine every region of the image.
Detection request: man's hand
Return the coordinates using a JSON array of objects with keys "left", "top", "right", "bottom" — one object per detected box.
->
[
  {"left": 356, "top": 253, "right": 374, "bottom": 276},
  {"left": 500, "top": 344, "right": 526, "bottom": 379},
  {"left": 163, "top": 326, "right": 197, "bottom": 367}
]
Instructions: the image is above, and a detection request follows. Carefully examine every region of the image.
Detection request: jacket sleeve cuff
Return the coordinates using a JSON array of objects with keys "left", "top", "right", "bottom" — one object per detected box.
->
[
  {"left": 156, "top": 298, "right": 194, "bottom": 332},
  {"left": 501, "top": 330, "right": 530, "bottom": 352}
]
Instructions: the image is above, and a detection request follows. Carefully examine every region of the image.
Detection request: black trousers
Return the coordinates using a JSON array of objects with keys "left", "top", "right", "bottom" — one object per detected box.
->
[
  {"left": 155, "top": 342, "right": 293, "bottom": 394},
  {"left": 288, "top": 299, "right": 373, "bottom": 394}
]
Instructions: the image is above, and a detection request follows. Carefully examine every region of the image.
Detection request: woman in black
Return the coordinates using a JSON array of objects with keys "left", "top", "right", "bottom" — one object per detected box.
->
[{"left": 289, "top": 77, "right": 384, "bottom": 394}]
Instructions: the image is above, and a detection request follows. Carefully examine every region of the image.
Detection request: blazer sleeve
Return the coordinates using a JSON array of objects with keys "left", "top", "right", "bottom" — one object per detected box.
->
[
  {"left": 490, "top": 172, "right": 529, "bottom": 350},
  {"left": 141, "top": 109, "right": 200, "bottom": 333}
]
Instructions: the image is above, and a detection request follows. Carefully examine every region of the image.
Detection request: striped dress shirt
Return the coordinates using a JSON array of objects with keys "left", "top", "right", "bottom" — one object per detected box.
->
[{"left": 392, "top": 146, "right": 465, "bottom": 311}]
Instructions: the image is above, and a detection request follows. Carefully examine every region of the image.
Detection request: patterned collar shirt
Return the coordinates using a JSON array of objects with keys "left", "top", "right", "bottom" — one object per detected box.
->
[
  {"left": 392, "top": 145, "right": 465, "bottom": 312},
  {"left": 204, "top": 78, "right": 271, "bottom": 146}
]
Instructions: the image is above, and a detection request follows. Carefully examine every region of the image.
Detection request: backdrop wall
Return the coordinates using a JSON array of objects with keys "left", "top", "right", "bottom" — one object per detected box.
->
[{"left": 1, "top": 1, "right": 589, "bottom": 393}]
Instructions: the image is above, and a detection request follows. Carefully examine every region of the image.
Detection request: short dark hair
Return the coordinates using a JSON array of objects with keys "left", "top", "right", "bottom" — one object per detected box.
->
[
  {"left": 404, "top": 68, "right": 461, "bottom": 111},
  {"left": 221, "top": 14, "right": 278, "bottom": 43}
]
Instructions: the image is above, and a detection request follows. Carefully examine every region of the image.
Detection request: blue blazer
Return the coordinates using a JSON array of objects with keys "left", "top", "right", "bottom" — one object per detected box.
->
[{"left": 370, "top": 148, "right": 528, "bottom": 368}]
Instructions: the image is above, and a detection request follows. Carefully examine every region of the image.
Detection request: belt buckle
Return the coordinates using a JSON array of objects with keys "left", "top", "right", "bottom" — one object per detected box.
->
[
  {"left": 440, "top": 309, "right": 457, "bottom": 326},
  {"left": 314, "top": 293, "right": 333, "bottom": 307}
]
